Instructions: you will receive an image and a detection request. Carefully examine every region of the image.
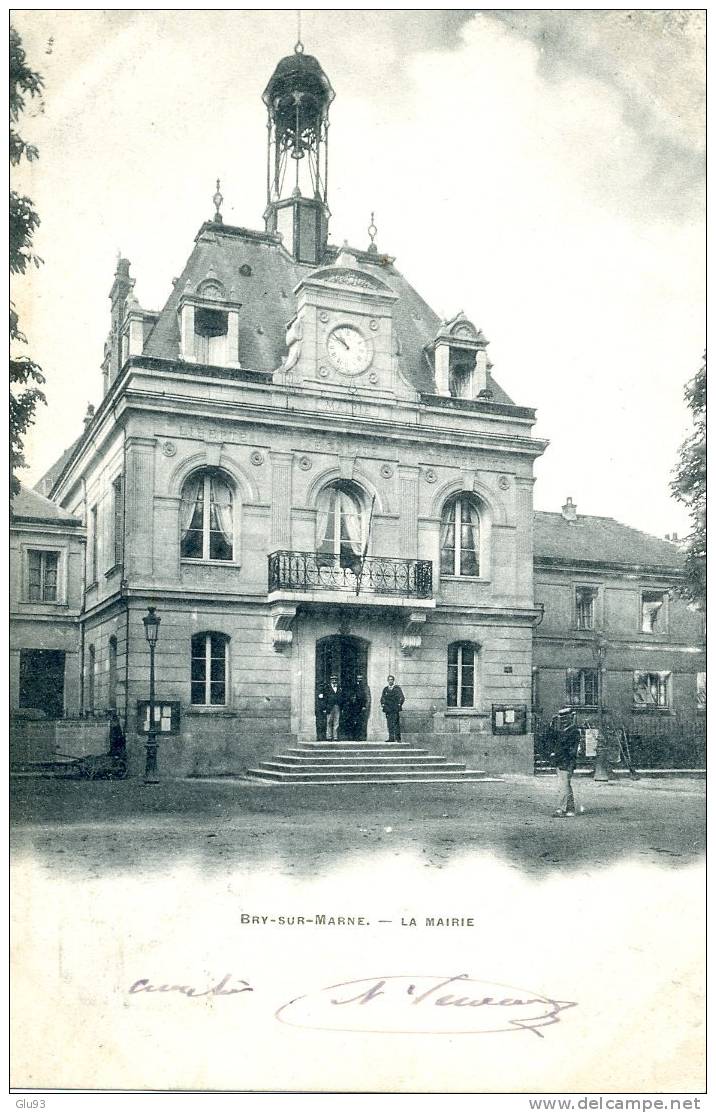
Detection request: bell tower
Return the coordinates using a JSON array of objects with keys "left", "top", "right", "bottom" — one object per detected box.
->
[{"left": 262, "top": 42, "right": 334, "bottom": 265}]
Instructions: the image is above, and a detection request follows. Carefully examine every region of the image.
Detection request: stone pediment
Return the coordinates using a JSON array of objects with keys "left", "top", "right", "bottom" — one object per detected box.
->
[{"left": 300, "top": 261, "right": 397, "bottom": 300}]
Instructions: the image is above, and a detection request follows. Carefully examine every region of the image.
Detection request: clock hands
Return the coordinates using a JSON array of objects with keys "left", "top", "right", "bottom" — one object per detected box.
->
[{"left": 334, "top": 332, "right": 350, "bottom": 350}]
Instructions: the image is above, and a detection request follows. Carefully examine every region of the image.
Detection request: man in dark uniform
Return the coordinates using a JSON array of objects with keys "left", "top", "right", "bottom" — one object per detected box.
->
[
  {"left": 354, "top": 673, "right": 371, "bottom": 741},
  {"left": 318, "top": 674, "right": 342, "bottom": 741},
  {"left": 551, "top": 707, "right": 582, "bottom": 817},
  {"left": 380, "top": 675, "right": 405, "bottom": 742}
]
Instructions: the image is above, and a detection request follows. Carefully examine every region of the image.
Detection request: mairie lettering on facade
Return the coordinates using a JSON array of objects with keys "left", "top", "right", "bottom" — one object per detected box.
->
[{"left": 10, "top": 42, "right": 704, "bottom": 781}]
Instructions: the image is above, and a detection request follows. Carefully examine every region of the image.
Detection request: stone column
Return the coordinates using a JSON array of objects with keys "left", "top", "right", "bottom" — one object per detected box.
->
[
  {"left": 227, "top": 309, "right": 240, "bottom": 367},
  {"left": 270, "top": 452, "right": 293, "bottom": 549},
  {"left": 398, "top": 465, "right": 419, "bottom": 558},
  {"left": 125, "top": 437, "right": 156, "bottom": 578},
  {"left": 180, "top": 303, "right": 195, "bottom": 362},
  {"left": 434, "top": 342, "right": 450, "bottom": 396}
]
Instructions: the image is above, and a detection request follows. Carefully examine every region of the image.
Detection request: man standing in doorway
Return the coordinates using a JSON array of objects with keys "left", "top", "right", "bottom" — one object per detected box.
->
[
  {"left": 381, "top": 675, "right": 405, "bottom": 743},
  {"left": 355, "top": 673, "right": 371, "bottom": 741},
  {"left": 322, "top": 674, "right": 342, "bottom": 742}
]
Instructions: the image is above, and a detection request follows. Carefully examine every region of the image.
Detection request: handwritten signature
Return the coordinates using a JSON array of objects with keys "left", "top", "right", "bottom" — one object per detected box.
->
[
  {"left": 126, "top": 972, "right": 577, "bottom": 1037},
  {"left": 276, "top": 974, "right": 577, "bottom": 1037},
  {"left": 128, "top": 974, "right": 253, "bottom": 999}
]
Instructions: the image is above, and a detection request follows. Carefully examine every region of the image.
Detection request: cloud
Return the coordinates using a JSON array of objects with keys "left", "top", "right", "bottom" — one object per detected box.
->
[{"left": 482, "top": 10, "right": 705, "bottom": 222}]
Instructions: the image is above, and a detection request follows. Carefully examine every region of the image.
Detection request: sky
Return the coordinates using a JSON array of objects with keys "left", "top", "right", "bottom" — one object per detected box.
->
[{"left": 11, "top": 9, "right": 705, "bottom": 538}]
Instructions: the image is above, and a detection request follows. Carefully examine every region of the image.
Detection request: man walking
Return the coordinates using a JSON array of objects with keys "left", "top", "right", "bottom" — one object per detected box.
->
[
  {"left": 320, "top": 674, "right": 342, "bottom": 742},
  {"left": 380, "top": 675, "right": 405, "bottom": 743},
  {"left": 551, "top": 707, "right": 582, "bottom": 817}
]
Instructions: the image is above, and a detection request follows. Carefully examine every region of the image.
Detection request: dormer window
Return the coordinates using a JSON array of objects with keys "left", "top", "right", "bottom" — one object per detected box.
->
[
  {"left": 449, "top": 348, "right": 477, "bottom": 399},
  {"left": 178, "top": 274, "right": 240, "bottom": 368},
  {"left": 428, "top": 313, "right": 488, "bottom": 399},
  {"left": 194, "top": 306, "right": 228, "bottom": 364}
]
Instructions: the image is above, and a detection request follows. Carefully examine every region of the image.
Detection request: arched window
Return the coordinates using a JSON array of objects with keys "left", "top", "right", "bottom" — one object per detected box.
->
[
  {"left": 316, "top": 481, "right": 365, "bottom": 570},
  {"left": 191, "top": 632, "right": 229, "bottom": 706},
  {"left": 180, "top": 471, "right": 234, "bottom": 562},
  {"left": 447, "top": 641, "right": 476, "bottom": 708},
  {"left": 440, "top": 494, "right": 480, "bottom": 576}
]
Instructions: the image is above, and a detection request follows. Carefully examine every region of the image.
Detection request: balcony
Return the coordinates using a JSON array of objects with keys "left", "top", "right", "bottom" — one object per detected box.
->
[
  {"left": 267, "top": 551, "right": 435, "bottom": 651},
  {"left": 268, "top": 551, "right": 433, "bottom": 598}
]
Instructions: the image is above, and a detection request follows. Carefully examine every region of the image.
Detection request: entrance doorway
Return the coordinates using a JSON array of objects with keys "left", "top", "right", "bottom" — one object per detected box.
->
[{"left": 315, "top": 635, "right": 369, "bottom": 741}]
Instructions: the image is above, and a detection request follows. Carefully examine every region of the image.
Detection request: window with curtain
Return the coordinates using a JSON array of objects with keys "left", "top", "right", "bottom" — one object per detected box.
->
[
  {"left": 316, "top": 482, "right": 364, "bottom": 569},
  {"left": 641, "top": 590, "right": 668, "bottom": 633},
  {"left": 447, "top": 642, "right": 476, "bottom": 708},
  {"left": 633, "top": 671, "right": 670, "bottom": 710},
  {"left": 440, "top": 495, "right": 480, "bottom": 576},
  {"left": 180, "top": 472, "right": 234, "bottom": 561},
  {"left": 191, "top": 632, "right": 229, "bottom": 706}
]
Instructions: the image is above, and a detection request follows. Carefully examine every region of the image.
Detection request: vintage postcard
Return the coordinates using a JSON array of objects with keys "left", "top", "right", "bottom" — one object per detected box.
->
[{"left": 9, "top": 9, "right": 705, "bottom": 1100}]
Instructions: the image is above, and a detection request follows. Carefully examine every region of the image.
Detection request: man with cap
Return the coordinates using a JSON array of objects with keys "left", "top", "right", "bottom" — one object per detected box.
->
[
  {"left": 551, "top": 706, "right": 582, "bottom": 817},
  {"left": 380, "top": 675, "right": 405, "bottom": 743},
  {"left": 320, "top": 674, "right": 342, "bottom": 742}
]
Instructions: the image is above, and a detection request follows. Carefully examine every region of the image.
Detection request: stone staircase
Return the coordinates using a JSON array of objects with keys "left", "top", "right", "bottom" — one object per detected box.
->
[{"left": 246, "top": 740, "right": 498, "bottom": 785}]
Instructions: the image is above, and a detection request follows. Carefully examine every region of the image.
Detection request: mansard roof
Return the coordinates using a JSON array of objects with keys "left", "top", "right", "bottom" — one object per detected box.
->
[
  {"left": 534, "top": 511, "right": 685, "bottom": 572},
  {"left": 142, "top": 220, "right": 514, "bottom": 404}
]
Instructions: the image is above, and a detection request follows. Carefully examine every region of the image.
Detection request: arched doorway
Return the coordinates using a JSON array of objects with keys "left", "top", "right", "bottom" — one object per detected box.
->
[{"left": 315, "top": 635, "right": 370, "bottom": 741}]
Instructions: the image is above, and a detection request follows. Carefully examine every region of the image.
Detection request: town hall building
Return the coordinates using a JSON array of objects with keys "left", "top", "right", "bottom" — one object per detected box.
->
[{"left": 14, "top": 45, "right": 704, "bottom": 780}]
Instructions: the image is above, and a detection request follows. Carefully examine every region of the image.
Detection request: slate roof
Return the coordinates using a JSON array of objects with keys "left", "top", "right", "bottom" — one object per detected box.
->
[
  {"left": 12, "top": 482, "right": 82, "bottom": 524},
  {"left": 534, "top": 511, "right": 684, "bottom": 571},
  {"left": 142, "top": 221, "right": 515, "bottom": 404},
  {"left": 35, "top": 435, "right": 84, "bottom": 498}
]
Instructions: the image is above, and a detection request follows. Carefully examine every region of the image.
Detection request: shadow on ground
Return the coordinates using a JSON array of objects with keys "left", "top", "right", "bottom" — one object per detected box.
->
[{"left": 10, "top": 775, "right": 705, "bottom": 881}]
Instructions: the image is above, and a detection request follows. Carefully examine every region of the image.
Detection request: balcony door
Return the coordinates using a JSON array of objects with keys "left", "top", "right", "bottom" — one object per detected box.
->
[
  {"left": 315, "top": 635, "right": 369, "bottom": 741},
  {"left": 316, "top": 483, "right": 364, "bottom": 572}
]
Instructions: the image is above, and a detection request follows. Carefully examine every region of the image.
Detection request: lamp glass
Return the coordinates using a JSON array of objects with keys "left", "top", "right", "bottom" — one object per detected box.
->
[{"left": 143, "top": 607, "right": 161, "bottom": 646}]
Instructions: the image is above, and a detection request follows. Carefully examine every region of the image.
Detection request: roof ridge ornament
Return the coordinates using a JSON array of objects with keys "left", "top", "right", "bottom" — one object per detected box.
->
[
  {"left": 213, "top": 178, "right": 224, "bottom": 224},
  {"left": 295, "top": 9, "right": 304, "bottom": 53},
  {"left": 367, "top": 211, "right": 378, "bottom": 254}
]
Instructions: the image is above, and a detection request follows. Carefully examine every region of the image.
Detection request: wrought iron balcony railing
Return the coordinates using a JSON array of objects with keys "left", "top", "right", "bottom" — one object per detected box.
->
[{"left": 268, "top": 550, "right": 433, "bottom": 599}]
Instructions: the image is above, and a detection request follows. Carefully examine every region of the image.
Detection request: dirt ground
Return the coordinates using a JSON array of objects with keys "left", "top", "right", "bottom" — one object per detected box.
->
[{"left": 10, "top": 773, "right": 705, "bottom": 881}]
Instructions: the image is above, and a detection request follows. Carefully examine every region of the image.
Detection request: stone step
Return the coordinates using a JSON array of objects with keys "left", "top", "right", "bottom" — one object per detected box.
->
[
  {"left": 256, "top": 760, "right": 467, "bottom": 774},
  {"left": 246, "top": 768, "right": 491, "bottom": 784},
  {"left": 292, "top": 743, "right": 429, "bottom": 753},
  {"left": 275, "top": 753, "right": 454, "bottom": 766}
]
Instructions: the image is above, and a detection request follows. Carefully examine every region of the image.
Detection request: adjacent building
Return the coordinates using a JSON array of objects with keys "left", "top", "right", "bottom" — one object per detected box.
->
[{"left": 533, "top": 499, "right": 705, "bottom": 767}]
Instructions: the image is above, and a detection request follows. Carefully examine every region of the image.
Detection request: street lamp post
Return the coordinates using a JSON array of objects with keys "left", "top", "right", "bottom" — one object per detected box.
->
[
  {"left": 592, "top": 632, "right": 610, "bottom": 782},
  {"left": 142, "top": 606, "right": 161, "bottom": 784}
]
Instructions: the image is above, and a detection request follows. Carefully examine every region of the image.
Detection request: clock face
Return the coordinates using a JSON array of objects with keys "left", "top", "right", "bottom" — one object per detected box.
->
[{"left": 326, "top": 325, "right": 372, "bottom": 374}]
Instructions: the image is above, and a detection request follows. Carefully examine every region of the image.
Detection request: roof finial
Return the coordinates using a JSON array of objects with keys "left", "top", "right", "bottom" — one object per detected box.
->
[
  {"left": 295, "top": 9, "right": 304, "bottom": 53},
  {"left": 213, "top": 178, "right": 224, "bottom": 223},
  {"left": 367, "top": 211, "right": 378, "bottom": 253}
]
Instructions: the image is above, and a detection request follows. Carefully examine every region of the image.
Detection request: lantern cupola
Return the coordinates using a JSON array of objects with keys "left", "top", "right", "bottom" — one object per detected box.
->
[{"left": 262, "top": 43, "right": 335, "bottom": 264}]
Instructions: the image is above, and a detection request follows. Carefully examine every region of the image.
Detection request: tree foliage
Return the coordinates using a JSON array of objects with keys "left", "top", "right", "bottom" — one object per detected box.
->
[
  {"left": 10, "top": 25, "right": 46, "bottom": 496},
  {"left": 671, "top": 358, "right": 706, "bottom": 607}
]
